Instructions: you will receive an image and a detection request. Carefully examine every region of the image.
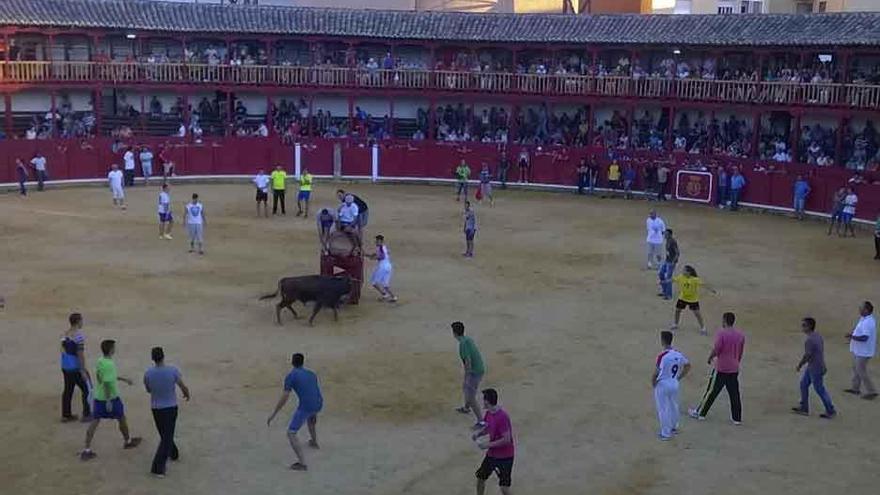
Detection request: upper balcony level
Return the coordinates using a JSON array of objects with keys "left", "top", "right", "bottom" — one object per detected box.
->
[
  {"left": 2, "top": 61, "right": 880, "bottom": 111},
  {"left": 1, "top": 0, "right": 879, "bottom": 111}
]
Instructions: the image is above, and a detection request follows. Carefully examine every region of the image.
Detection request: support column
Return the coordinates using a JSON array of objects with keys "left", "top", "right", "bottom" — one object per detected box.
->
[
  {"left": 510, "top": 104, "right": 520, "bottom": 142},
  {"left": 790, "top": 111, "right": 801, "bottom": 161},
  {"left": 835, "top": 115, "right": 846, "bottom": 165},
  {"left": 666, "top": 105, "right": 675, "bottom": 151},
  {"left": 266, "top": 94, "right": 274, "bottom": 136},
  {"left": 140, "top": 93, "right": 146, "bottom": 135},
  {"left": 428, "top": 97, "right": 436, "bottom": 140},
  {"left": 389, "top": 98, "right": 395, "bottom": 138},
  {"left": 307, "top": 96, "right": 314, "bottom": 137},
  {"left": 4, "top": 93, "right": 12, "bottom": 137},
  {"left": 4, "top": 34, "right": 10, "bottom": 63},
  {"left": 94, "top": 88, "right": 102, "bottom": 135},
  {"left": 708, "top": 109, "right": 715, "bottom": 154},
  {"left": 182, "top": 93, "right": 190, "bottom": 131},
  {"left": 347, "top": 95, "right": 354, "bottom": 137},
  {"left": 226, "top": 91, "right": 233, "bottom": 136},
  {"left": 49, "top": 91, "right": 57, "bottom": 138},
  {"left": 751, "top": 111, "right": 761, "bottom": 159},
  {"left": 587, "top": 103, "right": 594, "bottom": 144}
]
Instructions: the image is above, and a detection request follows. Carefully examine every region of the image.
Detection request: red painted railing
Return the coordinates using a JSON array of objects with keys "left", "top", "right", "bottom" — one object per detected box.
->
[
  {"left": 2, "top": 137, "right": 878, "bottom": 221},
  {"left": 1, "top": 61, "right": 878, "bottom": 110}
]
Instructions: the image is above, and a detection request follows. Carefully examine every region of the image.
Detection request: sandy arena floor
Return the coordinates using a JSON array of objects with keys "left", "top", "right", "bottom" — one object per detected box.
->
[{"left": 1, "top": 181, "right": 878, "bottom": 495}]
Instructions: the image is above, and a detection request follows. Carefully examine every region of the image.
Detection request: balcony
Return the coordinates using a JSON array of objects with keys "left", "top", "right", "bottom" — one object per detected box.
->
[{"left": 1, "top": 61, "right": 878, "bottom": 110}]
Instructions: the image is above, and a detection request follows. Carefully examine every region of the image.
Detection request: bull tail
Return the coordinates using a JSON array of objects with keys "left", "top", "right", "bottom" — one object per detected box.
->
[{"left": 258, "top": 280, "right": 281, "bottom": 301}]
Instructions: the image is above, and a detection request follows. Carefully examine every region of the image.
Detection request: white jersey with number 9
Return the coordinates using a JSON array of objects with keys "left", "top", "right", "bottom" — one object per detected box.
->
[{"left": 656, "top": 349, "right": 688, "bottom": 382}]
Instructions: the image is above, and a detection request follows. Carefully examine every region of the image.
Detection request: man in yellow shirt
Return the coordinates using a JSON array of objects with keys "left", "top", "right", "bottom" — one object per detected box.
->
[
  {"left": 297, "top": 168, "right": 313, "bottom": 218},
  {"left": 270, "top": 165, "right": 287, "bottom": 215},
  {"left": 607, "top": 160, "right": 621, "bottom": 195},
  {"left": 671, "top": 265, "right": 718, "bottom": 335}
]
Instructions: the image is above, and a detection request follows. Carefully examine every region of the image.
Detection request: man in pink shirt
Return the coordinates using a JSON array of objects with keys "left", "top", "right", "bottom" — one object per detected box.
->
[
  {"left": 472, "top": 388, "right": 514, "bottom": 495},
  {"left": 689, "top": 312, "right": 745, "bottom": 424}
]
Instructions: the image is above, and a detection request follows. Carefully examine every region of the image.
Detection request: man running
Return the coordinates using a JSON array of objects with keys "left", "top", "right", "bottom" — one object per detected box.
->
[
  {"left": 144, "top": 346, "right": 191, "bottom": 478},
  {"left": 267, "top": 353, "right": 323, "bottom": 471},
  {"left": 158, "top": 183, "right": 173, "bottom": 240},
  {"left": 271, "top": 165, "right": 287, "bottom": 215},
  {"left": 184, "top": 193, "right": 206, "bottom": 255},
  {"left": 658, "top": 229, "right": 679, "bottom": 300},
  {"left": 452, "top": 321, "right": 486, "bottom": 427},
  {"left": 844, "top": 301, "right": 877, "bottom": 400},
  {"left": 646, "top": 210, "right": 666, "bottom": 270},
  {"left": 671, "top": 265, "right": 717, "bottom": 335},
  {"left": 80, "top": 339, "right": 142, "bottom": 460},
  {"left": 107, "top": 164, "right": 126, "bottom": 209},
  {"left": 827, "top": 187, "right": 847, "bottom": 236},
  {"left": 472, "top": 388, "right": 515, "bottom": 495},
  {"left": 297, "top": 168, "right": 313, "bottom": 218},
  {"left": 15, "top": 158, "right": 28, "bottom": 196},
  {"left": 463, "top": 201, "right": 477, "bottom": 258},
  {"left": 368, "top": 234, "right": 397, "bottom": 302},
  {"left": 61, "top": 313, "right": 91, "bottom": 423},
  {"left": 456, "top": 159, "right": 471, "bottom": 202},
  {"left": 689, "top": 312, "right": 745, "bottom": 424},
  {"left": 652, "top": 331, "right": 690, "bottom": 441},
  {"left": 792, "top": 317, "right": 836, "bottom": 418},
  {"left": 253, "top": 168, "right": 270, "bottom": 218}
]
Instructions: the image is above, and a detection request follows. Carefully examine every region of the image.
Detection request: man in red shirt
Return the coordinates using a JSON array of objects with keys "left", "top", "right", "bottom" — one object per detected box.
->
[
  {"left": 472, "top": 388, "right": 514, "bottom": 495},
  {"left": 689, "top": 312, "right": 746, "bottom": 424}
]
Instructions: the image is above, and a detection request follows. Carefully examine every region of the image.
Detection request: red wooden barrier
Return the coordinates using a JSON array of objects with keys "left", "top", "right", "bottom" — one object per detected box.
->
[{"left": 1, "top": 137, "right": 877, "bottom": 221}]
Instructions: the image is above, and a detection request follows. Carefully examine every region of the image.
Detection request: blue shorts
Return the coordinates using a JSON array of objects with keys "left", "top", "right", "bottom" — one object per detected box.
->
[
  {"left": 842, "top": 212, "right": 854, "bottom": 223},
  {"left": 298, "top": 190, "right": 311, "bottom": 201},
  {"left": 159, "top": 212, "right": 173, "bottom": 223},
  {"left": 288, "top": 407, "right": 320, "bottom": 433},
  {"left": 465, "top": 229, "right": 476, "bottom": 241},
  {"left": 94, "top": 397, "right": 125, "bottom": 419}
]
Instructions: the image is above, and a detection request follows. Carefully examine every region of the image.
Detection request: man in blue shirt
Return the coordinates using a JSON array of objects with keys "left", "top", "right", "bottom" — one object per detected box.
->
[
  {"left": 717, "top": 166, "right": 729, "bottom": 208},
  {"left": 729, "top": 167, "right": 746, "bottom": 211},
  {"left": 267, "top": 353, "right": 323, "bottom": 471},
  {"left": 793, "top": 175, "right": 811, "bottom": 221}
]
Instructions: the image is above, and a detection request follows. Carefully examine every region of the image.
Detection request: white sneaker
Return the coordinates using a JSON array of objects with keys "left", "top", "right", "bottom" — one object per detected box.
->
[
  {"left": 732, "top": 420, "right": 742, "bottom": 426},
  {"left": 688, "top": 408, "right": 705, "bottom": 420},
  {"left": 699, "top": 328, "right": 708, "bottom": 336}
]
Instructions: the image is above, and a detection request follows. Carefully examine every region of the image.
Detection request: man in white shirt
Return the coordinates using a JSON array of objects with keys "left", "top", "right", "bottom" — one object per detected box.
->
[
  {"left": 253, "top": 169, "right": 270, "bottom": 218},
  {"left": 841, "top": 188, "right": 858, "bottom": 238},
  {"left": 177, "top": 123, "right": 186, "bottom": 138},
  {"left": 123, "top": 147, "right": 136, "bottom": 187},
  {"left": 107, "top": 164, "right": 126, "bottom": 209},
  {"left": 157, "top": 183, "right": 173, "bottom": 240},
  {"left": 31, "top": 152, "right": 48, "bottom": 191},
  {"left": 845, "top": 301, "right": 877, "bottom": 400},
  {"left": 184, "top": 193, "right": 206, "bottom": 255},
  {"left": 257, "top": 122, "right": 269, "bottom": 138},
  {"left": 652, "top": 331, "right": 690, "bottom": 441},
  {"left": 337, "top": 194, "right": 361, "bottom": 251},
  {"left": 646, "top": 210, "right": 666, "bottom": 270},
  {"left": 139, "top": 146, "right": 154, "bottom": 185}
]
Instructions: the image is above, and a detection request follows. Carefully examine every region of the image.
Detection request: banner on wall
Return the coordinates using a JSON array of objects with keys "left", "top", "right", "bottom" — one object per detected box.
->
[{"left": 674, "top": 170, "right": 713, "bottom": 203}]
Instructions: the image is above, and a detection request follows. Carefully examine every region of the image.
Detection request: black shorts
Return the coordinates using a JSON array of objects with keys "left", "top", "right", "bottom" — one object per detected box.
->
[
  {"left": 475, "top": 456, "right": 514, "bottom": 487},
  {"left": 676, "top": 299, "right": 700, "bottom": 311},
  {"left": 256, "top": 190, "right": 268, "bottom": 202}
]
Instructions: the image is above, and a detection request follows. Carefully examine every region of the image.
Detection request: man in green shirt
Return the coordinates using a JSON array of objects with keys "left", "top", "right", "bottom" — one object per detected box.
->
[
  {"left": 452, "top": 321, "right": 486, "bottom": 426},
  {"left": 455, "top": 160, "right": 471, "bottom": 202},
  {"left": 81, "top": 339, "right": 141, "bottom": 460}
]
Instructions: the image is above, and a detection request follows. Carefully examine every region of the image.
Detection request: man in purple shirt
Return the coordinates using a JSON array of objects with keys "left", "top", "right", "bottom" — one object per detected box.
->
[
  {"left": 792, "top": 317, "right": 836, "bottom": 418},
  {"left": 689, "top": 312, "right": 745, "bottom": 424},
  {"left": 472, "top": 388, "right": 514, "bottom": 495}
]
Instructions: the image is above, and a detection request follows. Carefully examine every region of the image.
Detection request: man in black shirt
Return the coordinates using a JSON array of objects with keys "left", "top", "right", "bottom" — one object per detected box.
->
[{"left": 658, "top": 229, "right": 679, "bottom": 300}]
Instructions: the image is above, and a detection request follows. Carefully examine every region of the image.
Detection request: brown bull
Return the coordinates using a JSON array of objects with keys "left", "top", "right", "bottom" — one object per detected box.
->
[{"left": 259, "top": 275, "right": 352, "bottom": 325}]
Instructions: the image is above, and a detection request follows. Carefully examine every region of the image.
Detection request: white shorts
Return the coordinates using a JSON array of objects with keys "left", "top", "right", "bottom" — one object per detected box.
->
[
  {"left": 370, "top": 264, "right": 393, "bottom": 287},
  {"left": 187, "top": 224, "right": 204, "bottom": 243},
  {"left": 111, "top": 185, "right": 125, "bottom": 200}
]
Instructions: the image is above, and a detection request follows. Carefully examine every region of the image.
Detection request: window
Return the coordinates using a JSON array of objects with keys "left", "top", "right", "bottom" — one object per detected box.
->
[
  {"left": 740, "top": 0, "right": 764, "bottom": 13},
  {"left": 818, "top": 1, "right": 827, "bottom": 12},
  {"left": 796, "top": 2, "right": 813, "bottom": 13},
  {"left": 718, "top": 6, "right": 734, "bottom": 13}
]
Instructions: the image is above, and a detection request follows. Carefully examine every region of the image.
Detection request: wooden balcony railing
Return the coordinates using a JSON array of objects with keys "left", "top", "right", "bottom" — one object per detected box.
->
[{"left": 1, "top": 61, "right": 878, "bottom": 110}]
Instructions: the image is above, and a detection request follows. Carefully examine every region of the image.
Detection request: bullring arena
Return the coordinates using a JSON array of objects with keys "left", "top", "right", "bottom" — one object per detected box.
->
[
  {"left": 2, "top": 1, "right": 880, "bottom": 494},
  {"left": 1, "top": 179, "right": 879, "bottom": 495}
]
